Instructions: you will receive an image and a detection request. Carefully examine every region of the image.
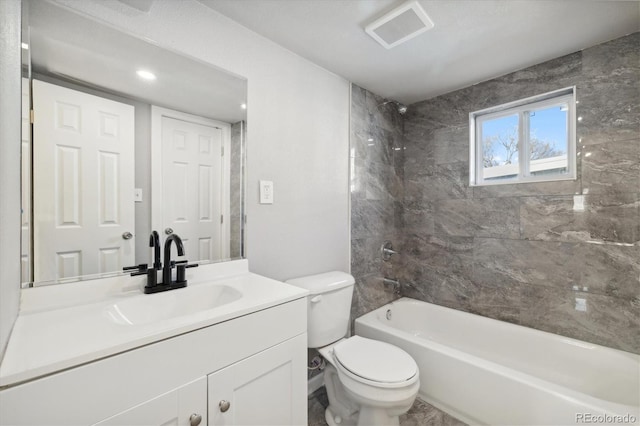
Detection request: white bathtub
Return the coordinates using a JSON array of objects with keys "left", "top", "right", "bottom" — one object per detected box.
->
[{"left": 355, "top": 298, "right": 639, "bottom": 426}]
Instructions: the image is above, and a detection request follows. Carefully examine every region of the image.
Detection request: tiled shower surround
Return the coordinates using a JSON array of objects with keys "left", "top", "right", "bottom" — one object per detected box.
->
[
  {"left": 350, "top": 32, "right": 639, "bottom": 354},
  {"left": 349, "top": 84, "right": 405, "bottom": 325},
  {"left": 230, "top": 120, "right": 245, "bottom": 259}
]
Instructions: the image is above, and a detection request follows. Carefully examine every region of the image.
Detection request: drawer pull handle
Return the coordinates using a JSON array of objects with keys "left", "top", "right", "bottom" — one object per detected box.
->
[
  {"left": 219, "top": 400, "right": 231, "bottom": 413},
  {"left": 189, "top": 413, "right": 202, "bottom": 426}
]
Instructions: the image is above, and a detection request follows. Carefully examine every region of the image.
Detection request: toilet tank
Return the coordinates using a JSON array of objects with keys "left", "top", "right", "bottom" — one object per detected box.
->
[{"left": 286, "top": 271, "right": 355, "bottom": 349}]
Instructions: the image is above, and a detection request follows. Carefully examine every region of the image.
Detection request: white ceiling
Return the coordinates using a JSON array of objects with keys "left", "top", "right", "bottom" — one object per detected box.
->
[
  {"left": 198, "top": 0, "right": 640, "bottom": 105},
  {"left": 28, "top": 0, "right": 247, "bottom": 123}
]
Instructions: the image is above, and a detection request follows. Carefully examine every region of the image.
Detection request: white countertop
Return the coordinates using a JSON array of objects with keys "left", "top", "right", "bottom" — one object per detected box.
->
[{"left": 0, "top": 260, "right": 308, "bottom": 387}]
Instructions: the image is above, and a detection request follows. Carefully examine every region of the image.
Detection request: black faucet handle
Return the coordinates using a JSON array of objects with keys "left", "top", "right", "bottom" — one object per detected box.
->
[
  {"left": 149, "top": 231, "right": 162, "bottom": 270},
  {"left": 123, "top": 263, "right": 148, "bottom": 274},
  {"left": 176, "top": 261, "right": 198, "bottom": 284},
  {"left": 176, "top": 264, "right": 186, "bottom": 283},
  {"left": 145, "top": 267, "right": 158, "bottom": 288},
  {"left": 174, "top": 260, "right": 198, "bottom": 267}
]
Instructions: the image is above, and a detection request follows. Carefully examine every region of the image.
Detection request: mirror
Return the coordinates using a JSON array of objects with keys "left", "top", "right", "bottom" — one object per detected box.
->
[{"left": 21, "top": 0, "right": 247, "bottom": 287}]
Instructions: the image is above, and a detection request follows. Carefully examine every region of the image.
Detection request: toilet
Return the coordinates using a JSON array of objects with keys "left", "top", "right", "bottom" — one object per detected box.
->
[{"left": 286, "top": 272, "right": 419, "bottom": 426}]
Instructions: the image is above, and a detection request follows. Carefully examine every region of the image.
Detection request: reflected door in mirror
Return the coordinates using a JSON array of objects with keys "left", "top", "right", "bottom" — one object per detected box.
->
[
  {"left": 161, "top": 113, "right": 229, "bottom": 261},
  {"left": 32, "top": 80, "right": 135, "bottom": 281},
  {"left": 21, "top": 78, "right": 32, "bottom": 283}
]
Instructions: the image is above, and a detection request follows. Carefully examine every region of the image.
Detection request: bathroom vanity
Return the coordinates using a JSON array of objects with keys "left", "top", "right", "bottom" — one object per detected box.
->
[{"left": 0, "top": 260, "right": 308, "bottom": 425}]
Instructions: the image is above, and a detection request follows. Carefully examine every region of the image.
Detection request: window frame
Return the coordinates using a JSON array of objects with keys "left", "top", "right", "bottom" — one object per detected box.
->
[{"left": 469, "top": 87, "right": 577, "bottom": 186}]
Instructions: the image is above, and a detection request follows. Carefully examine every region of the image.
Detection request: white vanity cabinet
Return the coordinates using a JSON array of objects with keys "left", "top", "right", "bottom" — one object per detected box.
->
[
  {"left": 208, "top": 335, "right": 306, "bottom": 425},
  {"left": 91, "top": 335, "right": 308, "bottom": 426},
  {"left": 0, "top": 296, "right": 307, "bottom": 426},
  {"left": 93, "top": 378, "right": 207, "bottom": 426}
]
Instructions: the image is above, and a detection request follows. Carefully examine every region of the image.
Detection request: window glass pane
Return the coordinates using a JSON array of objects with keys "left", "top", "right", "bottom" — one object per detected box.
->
[
  {"left": 481, "top": 114, "right": 519, "bottom": 181},
  {"left": 529, "top": 104, "right": 568, "bottom": 176}
]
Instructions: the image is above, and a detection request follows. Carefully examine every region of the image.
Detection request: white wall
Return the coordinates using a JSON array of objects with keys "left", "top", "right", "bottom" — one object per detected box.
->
[
  {"left": 0, "top": 0, "right": 22, "bottom": 359},
  {"left": 0, "top": 0, "right": 351, "bottom": 359},
  {"left": 49, "top": 0, "right": 351, "bottom": 281}
]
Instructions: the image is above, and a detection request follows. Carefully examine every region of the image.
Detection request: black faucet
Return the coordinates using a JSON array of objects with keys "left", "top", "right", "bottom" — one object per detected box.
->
[
  {"left": 163, "top": 234, "right": 185, "bottom": 286},
  {"left": 125, "top": 231, "right": 198, "bottom": 294}
]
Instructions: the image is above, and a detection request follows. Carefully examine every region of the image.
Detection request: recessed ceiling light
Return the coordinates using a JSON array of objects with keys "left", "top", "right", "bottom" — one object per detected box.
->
[
  {"left": 136, "top": 69, "right": 156, "bottom": 81},
  {"left": 240, "top": 103, "right": 247, "bottom": 110}
]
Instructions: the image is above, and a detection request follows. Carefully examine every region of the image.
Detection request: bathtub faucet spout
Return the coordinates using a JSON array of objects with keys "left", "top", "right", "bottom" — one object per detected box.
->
[{"left": 383, "top": 277, "right": 401, "bottom": 295}]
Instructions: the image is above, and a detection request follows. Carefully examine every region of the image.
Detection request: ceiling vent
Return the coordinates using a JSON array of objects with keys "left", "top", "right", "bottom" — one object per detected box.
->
[{"left": 365, "top": 1, "right": 434, "bottom": 49}]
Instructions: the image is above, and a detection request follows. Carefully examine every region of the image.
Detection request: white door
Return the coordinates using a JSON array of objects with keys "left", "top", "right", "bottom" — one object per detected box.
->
[
  {"left": 207, "top": 335, "right": 307, "bottom": 426},
  {"left": 160, "top": 114, "right": 226, "bottom": 261},
  {"left": 32, "top": 79, "right": 135, "bottom": 282}
]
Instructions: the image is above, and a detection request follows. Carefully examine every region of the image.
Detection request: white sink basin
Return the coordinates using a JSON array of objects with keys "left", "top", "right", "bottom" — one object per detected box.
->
[{"left": 104, "top": 283, "right": 242, "bottom": 325}]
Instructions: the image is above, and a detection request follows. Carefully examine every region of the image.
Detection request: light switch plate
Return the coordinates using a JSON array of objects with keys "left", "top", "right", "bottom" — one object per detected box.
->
[
  {"left": 134, "top": 188, "right": 143, "bottom": 203},
  {"left": 259, "top": 180, "right": 274, "bottom": 204}
]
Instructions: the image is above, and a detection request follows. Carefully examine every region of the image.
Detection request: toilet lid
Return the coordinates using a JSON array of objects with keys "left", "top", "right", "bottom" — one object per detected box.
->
[{"left": 333, "top": 336, "right": 417, "bottom": 384}]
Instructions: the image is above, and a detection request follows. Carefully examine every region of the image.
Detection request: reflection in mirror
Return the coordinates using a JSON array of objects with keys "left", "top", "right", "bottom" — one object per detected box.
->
[
  {"left": 21, "top": 0, "right": 32, "bottom": 284},
  {"left": 22, "top": 0, "right": 247, "bottom": 287}
]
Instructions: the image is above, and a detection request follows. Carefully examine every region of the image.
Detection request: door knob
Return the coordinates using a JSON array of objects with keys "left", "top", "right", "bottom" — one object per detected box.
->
[
  {"left": 219, "top": 400, "right": 231, "bottom": 412},
  {"left": 164, "top": 227, "right": 174, "bottom": 235},
  {"left": 122, "top": 232, "right": 133, "bottom": 240},
  {"left": 189, "top": 413, "right": 202, "bottom": 426}
]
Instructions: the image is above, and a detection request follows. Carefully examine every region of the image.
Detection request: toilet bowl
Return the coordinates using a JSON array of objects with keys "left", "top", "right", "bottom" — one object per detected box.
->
[
  {"left": 319, "top": 336, "right": 420, "bottom": 426},
  {"left": 285, "top": 272, "right": 420, "bottom": 426}
]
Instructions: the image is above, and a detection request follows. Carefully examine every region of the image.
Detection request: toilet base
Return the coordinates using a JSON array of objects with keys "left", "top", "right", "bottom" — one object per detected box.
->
[
  {"left": 355, "top": 406, "right": 400, "bottom": 426},
  {"left": 325, "top": 406, "right": 357, "bottom": 426},
  {"left": 325, "top": 405, "right": 401, "bottom": 426}
]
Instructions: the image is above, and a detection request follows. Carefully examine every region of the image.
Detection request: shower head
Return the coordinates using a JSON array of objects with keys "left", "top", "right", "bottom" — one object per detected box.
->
[{"left": 378, "top": 100, "right": 408, "bottom": 115}]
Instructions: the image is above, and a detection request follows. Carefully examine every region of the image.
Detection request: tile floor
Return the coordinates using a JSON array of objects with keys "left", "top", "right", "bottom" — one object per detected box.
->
[{"left": 308, "top": 387, "right": 467, "bottom": 426}]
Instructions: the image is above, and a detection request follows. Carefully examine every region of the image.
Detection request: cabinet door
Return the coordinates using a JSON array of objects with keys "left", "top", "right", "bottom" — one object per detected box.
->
[
  {"left": 208, "top": 334, "right": 307, "bottom": 426},
  {"left": 93, "top": 377, "right": 207, "bottom": 426}
]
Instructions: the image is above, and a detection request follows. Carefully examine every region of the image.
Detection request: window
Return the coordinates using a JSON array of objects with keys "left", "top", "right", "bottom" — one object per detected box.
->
[{"left": 469, "top": 87, "right": 576, "bottom": 186}]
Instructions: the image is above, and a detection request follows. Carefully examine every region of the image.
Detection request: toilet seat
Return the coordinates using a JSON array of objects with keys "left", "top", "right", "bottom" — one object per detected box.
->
[{"left": 332, "top": 336, "right": 418, "bottom": 388}]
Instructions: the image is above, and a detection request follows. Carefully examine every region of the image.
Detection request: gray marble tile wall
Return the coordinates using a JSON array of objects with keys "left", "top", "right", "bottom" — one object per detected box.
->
[
  {"left": 329, "top": 31, "right": 637, "bottom": 426},
  {"left": 399, "top": 32, "right": 639, "bottom": 353},
  {"left": 230, "top": 120, "right": 245, "bottom": 259},
  {"left": 349, "top": 84, "right": 406, "bottom": 324}
]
